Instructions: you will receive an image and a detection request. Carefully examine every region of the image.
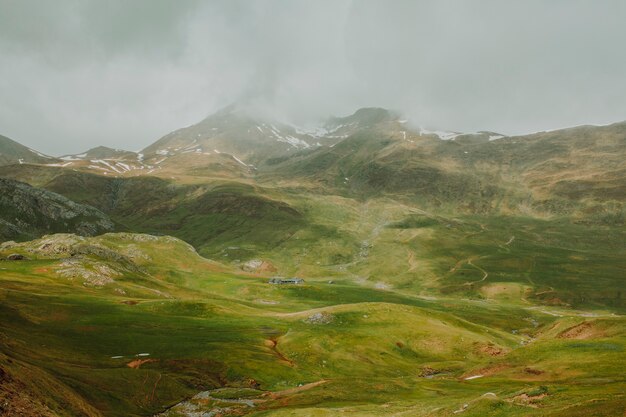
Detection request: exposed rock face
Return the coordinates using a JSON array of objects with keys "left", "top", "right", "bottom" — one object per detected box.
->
[
  {"left": 304, "top": 312, "right": 335, "bottom": 324},
  {"left": 241, "top": 259, "right": 277, "bottom": 273},
  {"left": 56, "top": 257, "right": 119, "bottom": 286},
  {"left": 0, "top": 178, "right": 114, "bottom": 241},
  {"left": 2, "top": 233, "right": 155, "bottom": 287},
  {"left": 31, "top": 234, "right": 86, "bottom": 255}
]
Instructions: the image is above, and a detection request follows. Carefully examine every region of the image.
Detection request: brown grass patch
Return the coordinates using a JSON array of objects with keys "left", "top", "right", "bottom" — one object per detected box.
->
[
  {"left": 257, "top": 261, "right": 277, "bottom": 274},
  {"left": 263, "top": 380, "right": 328, "bottom": 399},
  {"left": 558, "top": 321, "right": 604, "bottom": 340},
  {"left": 476, "top": 342, "right": 507, "bottom": 356},
  {"left": 524, "top": 367, "right": 544, "bottom": 375},
  {"left": 480, "top": 283, "right": 529, "bottom": 299},
  {"left": 461, "top": 364, "right": 509, "bottom": 380},
  {"left": 512, "top": 393, "right": 548, "bottom": 408}
]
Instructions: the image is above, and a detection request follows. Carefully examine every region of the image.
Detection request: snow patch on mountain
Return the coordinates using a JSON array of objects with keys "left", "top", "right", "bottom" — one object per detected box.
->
[
  {"left": 419, "top": 127, "right": 462, "bottom": 141},
  {"left": 231, "top": 155, "right": 249, "bottom": 167},
  {"left": 61, "top": 153, "right": 87, "bottom": 161},
  {"left": 295, "top": 123, "right": 347, "bottom": 138},
  {"left": 92, "top": 160, "right": 123, "bottom": 174},
  {"left": 28, "top": 149, "right": 53, "bottom": 159},
  {"left": 44, "top": 162, "right": 73, "bottom": 167}
]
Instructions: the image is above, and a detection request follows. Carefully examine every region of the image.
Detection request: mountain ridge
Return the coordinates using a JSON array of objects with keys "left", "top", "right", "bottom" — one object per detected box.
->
[{"left": 0, "top": 133, "right": 60, "bottom": 166}]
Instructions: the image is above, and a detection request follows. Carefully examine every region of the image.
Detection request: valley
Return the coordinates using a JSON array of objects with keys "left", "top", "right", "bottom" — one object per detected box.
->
[{"left": 0, "top": 106, "right": 624, "bottom": 416}]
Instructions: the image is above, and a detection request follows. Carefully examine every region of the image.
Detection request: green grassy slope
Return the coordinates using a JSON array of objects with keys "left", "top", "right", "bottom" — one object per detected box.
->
[
  {"left": 0, "top": 233, "right": 623, "bottom": 416},
  {"left": 0, "top": 169, "right": 308, "bottom": 258}
]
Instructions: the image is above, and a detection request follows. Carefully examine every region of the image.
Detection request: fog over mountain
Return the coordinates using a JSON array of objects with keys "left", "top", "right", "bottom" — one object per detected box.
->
[{"left": 1, "top": 0, "right": 625, "bottom": 155}]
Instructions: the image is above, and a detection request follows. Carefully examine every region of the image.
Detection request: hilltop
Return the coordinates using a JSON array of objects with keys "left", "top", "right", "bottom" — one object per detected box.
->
[{"left": 0, "top": 133, "right": 60, "bottom": 166}]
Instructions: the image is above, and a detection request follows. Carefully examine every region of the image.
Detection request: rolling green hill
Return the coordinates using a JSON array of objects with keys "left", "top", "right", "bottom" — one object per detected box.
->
[{"left": 1, "top": 233, "right": 623, "bottom": 416}]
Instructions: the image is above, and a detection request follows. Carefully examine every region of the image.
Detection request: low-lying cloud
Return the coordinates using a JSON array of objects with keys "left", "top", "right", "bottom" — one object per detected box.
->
[{"left": 1, "top": 0, "right": 625, "bottom": 154}]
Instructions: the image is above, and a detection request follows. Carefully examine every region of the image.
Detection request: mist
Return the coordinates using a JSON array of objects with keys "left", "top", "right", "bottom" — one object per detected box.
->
[{"left": 1, "top": 0, "right": 625, "bottom": 155}]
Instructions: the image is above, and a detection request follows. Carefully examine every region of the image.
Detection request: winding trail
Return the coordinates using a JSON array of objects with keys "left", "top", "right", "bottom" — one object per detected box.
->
[
  {"left": 407, "top": 249, "right": 419, "bottom": 272},
  {"left": 467, "top": 258, "right": 488, "bottom": 283},
  {"left": 449, "top": 256, "right": 489, "bottom": 288},
  {"left": 264, "top": 379, "right": 329, "bottom": 399}
]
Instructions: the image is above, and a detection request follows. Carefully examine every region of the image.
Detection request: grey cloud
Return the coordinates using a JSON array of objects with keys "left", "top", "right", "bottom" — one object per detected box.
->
[{"left": 0, "top": 0, "right": 625, "bottom": 155}]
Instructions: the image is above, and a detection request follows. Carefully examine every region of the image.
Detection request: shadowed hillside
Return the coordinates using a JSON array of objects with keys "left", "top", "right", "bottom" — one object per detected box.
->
[{"left": 0, "top": 178, "right": 114, "bottom": 241}]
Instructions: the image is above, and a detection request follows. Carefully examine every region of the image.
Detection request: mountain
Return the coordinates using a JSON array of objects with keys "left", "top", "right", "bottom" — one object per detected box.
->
[
  {"left": 1, "top": 108, "right": 625, "bottom": 417},
  {"left": 141, "top": 105, "right": 344, "bottom": 167},
  {"left": 301, "top": 107, "right": 400, "bottom": 139},
  {"left": 61, "top": 146, "right": 140, "bottom": 161},
  {"left": 0, "top": 178, "right": 115, "bottom": 241},
  {"left": 2, "top": 108, "right": 624, "bottom": 228},
  {"left": 264, "top": 119, "right": 626, "bottom": 221},
  {"left": 0, "top": 134, "right": 60, "bottom": 166}
]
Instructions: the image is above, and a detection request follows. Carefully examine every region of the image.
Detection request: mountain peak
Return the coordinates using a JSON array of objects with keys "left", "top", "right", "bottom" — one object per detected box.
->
[
  {"left": 61, "top": 146, "right": 137, "bottom": 161},
  {"left": 0, "top": 134, "right": 58, "bottom": 166},
  {"left": 327, "top": 107, "right": 397, "bottom": 129}
]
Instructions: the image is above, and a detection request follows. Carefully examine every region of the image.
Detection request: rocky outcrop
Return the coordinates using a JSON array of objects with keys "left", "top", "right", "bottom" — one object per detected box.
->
[
  {"left": 241, "top": 259, "right": 277, "bottom": 273},
  {"left": 0, "top": 233, "right": 151, "bottom": 287},
  {"left": 0, "top": 178, "right": 114, "bottom": 241},
  {"left": 304, "top": 312, "right": 335, "bottom": 324}
]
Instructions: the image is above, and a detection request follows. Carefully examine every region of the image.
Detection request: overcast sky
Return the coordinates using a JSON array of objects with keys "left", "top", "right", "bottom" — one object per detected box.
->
[{"left": 1, "top": 0, "right": 625, "bottom": 155}]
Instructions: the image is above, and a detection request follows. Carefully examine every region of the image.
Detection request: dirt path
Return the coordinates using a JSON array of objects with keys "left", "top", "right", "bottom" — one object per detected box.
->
[
  {"left": 467, "top": 258, "right": 488, "bottom": 283},
  {"left": 498, "top": 235, "right": 516, "bottom": 253},
  {"left": 275, "top": 307, "right": 329, "bottom": 318},
  {"left": 449, "top": 256, "right": 489, "bottom": 287},
  {"left": 407, "top": 249, "right": 419, "bottom": 272},
  {"left": 448, "top": 257, "right": 470, "bottom": 274},
  {"left": 264, "top": 380, "right": 328, "bottom": 399},
  {"left": 401, "top": 229, "right": 423, "bottom": 243}
]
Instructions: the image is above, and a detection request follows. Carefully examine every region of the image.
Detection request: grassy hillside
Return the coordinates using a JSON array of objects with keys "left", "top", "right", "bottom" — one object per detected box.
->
[
  {"left": 0, "top": 134, "right": 59, "bottom": 166},
  {"left": 0, "top": 233, "right": 623, "bottom": 416},
  {"left": 0, "top": 168, "right": 307, "bottom": 258},
  {"left": 263, "top": 121, "right": 626, "bottom": 220}
]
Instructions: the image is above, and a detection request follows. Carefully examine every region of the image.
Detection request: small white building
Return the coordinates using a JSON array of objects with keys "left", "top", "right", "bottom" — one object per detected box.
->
[{"left": 268, "top": 277, "right": 304, "bottom": 285}]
